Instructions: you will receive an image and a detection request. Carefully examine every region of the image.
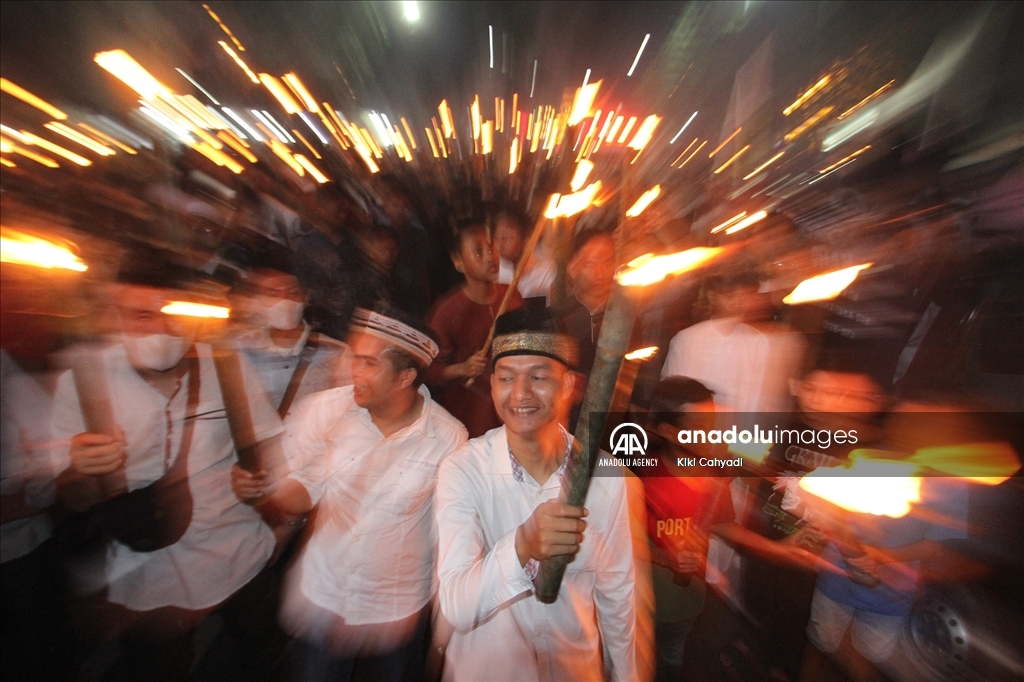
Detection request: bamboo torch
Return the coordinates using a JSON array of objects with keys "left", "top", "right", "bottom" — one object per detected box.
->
[{"left": 534, "top": 245, "right": 724, "bottom": 603}]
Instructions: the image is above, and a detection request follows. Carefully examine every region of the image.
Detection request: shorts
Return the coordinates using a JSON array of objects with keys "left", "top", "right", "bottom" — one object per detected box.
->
[{"left": 806, "top": 589, "right": 905, "bottom": 664}]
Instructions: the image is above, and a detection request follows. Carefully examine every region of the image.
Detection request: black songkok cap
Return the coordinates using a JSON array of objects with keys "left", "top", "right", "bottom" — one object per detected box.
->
[{"left": 491, "top": 308, "right": 579, "bottom": 369}]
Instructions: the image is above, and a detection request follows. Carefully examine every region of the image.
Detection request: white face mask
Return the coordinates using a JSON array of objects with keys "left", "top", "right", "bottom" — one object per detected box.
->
[
  {"left": 122, "top": 333, "right": 191, "bottom": 371},
  {"left": 262, "top": 299, "right": 305, "bottom": 331}
]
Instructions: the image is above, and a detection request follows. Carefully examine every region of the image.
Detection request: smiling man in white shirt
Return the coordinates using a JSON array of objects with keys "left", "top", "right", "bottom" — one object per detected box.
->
[
  {"left": 232, "top": 305, "right": 467, "bottom": 682},
  {"left": 435, "top": 308, "right": 644, "bottom": 681}
]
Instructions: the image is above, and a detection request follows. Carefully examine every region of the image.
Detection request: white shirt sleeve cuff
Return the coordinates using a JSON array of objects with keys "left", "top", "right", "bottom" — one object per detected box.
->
[{"left": 494, "top": 529, "right": 536, "bottom": 595}]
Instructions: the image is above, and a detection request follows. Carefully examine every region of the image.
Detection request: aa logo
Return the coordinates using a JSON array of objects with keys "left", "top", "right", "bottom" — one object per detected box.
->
[{"left": 610, "top": 423, "right": 648, "bottom": 457}]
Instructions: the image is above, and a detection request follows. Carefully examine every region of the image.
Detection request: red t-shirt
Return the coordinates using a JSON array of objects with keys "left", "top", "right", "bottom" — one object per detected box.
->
[
  {"left": 637, "top": 455, "right": 735, "bottom": 559},
  {"left": 425, "top": 284, "right": 523, "bottom": 438}
]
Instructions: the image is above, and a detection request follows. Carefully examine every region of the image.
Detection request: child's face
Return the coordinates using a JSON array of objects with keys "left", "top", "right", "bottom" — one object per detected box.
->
[
  {"left": 793, "top": 371, "right": 884, "bottom": 414},
  {"left": 454, "top": 229, "right": 498, "bottom": 283}
]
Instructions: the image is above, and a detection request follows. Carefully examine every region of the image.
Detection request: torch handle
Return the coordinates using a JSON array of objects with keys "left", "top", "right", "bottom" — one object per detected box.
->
[{"left": 534, "top": 282, "right": 639, "bottom": 603}]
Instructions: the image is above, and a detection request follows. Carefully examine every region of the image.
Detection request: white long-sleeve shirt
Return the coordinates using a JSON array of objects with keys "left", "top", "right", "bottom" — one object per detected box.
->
[
  {"left": 50, "top": 343, "right": 280, "bottom": 611},
  {"left": 436, "top": 426, "right": 641, "bottom": 682},
  {"left": 281, "top": 385, "right": 467, "bottom": 630}
]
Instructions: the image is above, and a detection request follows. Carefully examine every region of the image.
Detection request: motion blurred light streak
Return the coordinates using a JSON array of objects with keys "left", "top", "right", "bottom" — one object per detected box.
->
[
  {"left": 219, "top": 42, "right": 259, "bottom": 83},
  {"left": 176, "top": 69, "right": 220, "bottom": 105},
  {"left": 677, "top": 140, "right": 706, "bottom": 168},
  {"left": 784, "top": 74, "right": 831, "bottom": 116},
  {"left": 711, "top": 212, "right": 747, "bottom": 234},
  {"left": 708, "top": 127, "right": 741, "bottom": 158},
  {"left": 217, "top": 131, "right": 258, "bottom": 162},
  {"left": 481, "top": 121, "right": 494, "bottom": 155},
  {"left": 713, "top": 144, "right": 750, "bottom": 174},
  {"left": 139, "top": 105, "right": 193, "bottom": 142},
  {"left": 45, "top": 122, "right": 115, "bottom": 155},
  {"left": 0, "top": 78, "right": 67, "bottom": 120},
  {"left": 839, "top": 80, "right": 895, "bottom": 119},
  {"left": 545, "top": 182, "right": 601, "bottom": 218},
  {"left": 161, "top": 300, "right": 229, "bottom": 318},
  {"left": 1, "top": 229, "right": 86, "bottom": 270},
  {"left": 0, "top": 158, "right": 15, "bottom": 167},
  {"left": 570, "top": 160, "right": 594, "bottom": 192},
  {"left": 742, "top": 151, "right": 785, "bottom": 180},
  {"left": 784, "top": 106, "right": 835, "bottom": 142},
  {"left": 783, "top": 263, "right": 873, "bottom": 304},
  {"left": 77, "top": 123, "right": 136, "bottom": 154},
  {"left": 283, "top": 73, "right": 319, "bottom": 113},
  {"left": 1, "top": 139, "right": 59, "bottom": 168},
  {"left": 671, "top": 138, "right": 698, "bottom": 165},
  {"left": 624, "top": 346, "right": 658, "bottom": 361},
  {"left": 627, "top": 34, "right": 650, "bottom": 77},
  {"left": 568, "top": 81, "right": 601, "bottom": 126},
  {"left": 607, "top": 116, "right": 624, "bottom": 144},
  {"left": 292, "top": 129, "right": 321, "bottom": 158},
  {"left": 670, "top": 111, "right": 698, "bottom": 143},
  {"left": 508, "top": 138, "right": 518, "bottom": 173},
  {"left": 222, "top": 108, "right": 261, "bottom": 140},
  {"left": 260, "top": 74, "right": 300, "bottom": 114},
  {"left": 724, "top": 209, "right": 767, "bottom": 234},
  {"left": 400, "top": 118, "right": 417, "bottom": 149},
  {"left": 799, "top": 459, "right": 920, "bottom": 518},
  {"left": 203, "top": 4, "right": 245, "bottom": 52},
  {"left": 617, "top": 247, "right": 724, "bottom": 287},
  {"left": 16, "top": 133, "right": 92, "bottom": 165},
  {"left": 94, "top": 50, "right": 170, "bottom": 100},
  {"left": 294, "top": 154, "right": 328, "bottom": 182},
  {"left": 264, "top": 112, "right": 295, "bottom": 142},
  {"left": 426, "top": 128, "right": 440, "bottom": 158},
  {"left": 819, "top": 145, "right": 871, "bottom": 173},
  {"left": 625, "top": 186, "right": 661, "bottom": 217},
  {"left": 627, "top": 115, "right": 660, "bottom": 151},
  {"left": 438, "top": 100, "right": 454, "bottom": 138}
]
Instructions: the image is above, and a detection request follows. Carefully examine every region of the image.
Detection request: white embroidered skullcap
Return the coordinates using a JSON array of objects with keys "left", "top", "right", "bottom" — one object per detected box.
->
[{"left": 351, "top": 308, "right": 439, "bottom": 366}]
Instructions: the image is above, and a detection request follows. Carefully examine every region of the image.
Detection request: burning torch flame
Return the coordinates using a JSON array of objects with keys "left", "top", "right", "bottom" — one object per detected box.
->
[
  {"left": 568, "top": 81, "right": 601, "bottom": 126},
  {"left": 570, "top": 159, "right": 594, "bottom": 192},
  {"left": 160, "top": 301, "right": 230, "bottom": 319},
  {"left": 616, "top": 247, "right": 724, "bottom": 287},
  {"left": 544, "top": 182, "right": 602, "bottom": 219},
  {"left": 624, "top": 346, "right": 658, "bottom": 361},
  {"left": 783, "top": 263, "right": 872, "bottom": 305},
  {"left": 1, "top": 228, "right": 87, "bottom": 272},
  {"left": 626, "top": 186, "right": 661, "bottom": 217},
  {"left": 800, "top": 458, "right": 922, "bottom": 518}
]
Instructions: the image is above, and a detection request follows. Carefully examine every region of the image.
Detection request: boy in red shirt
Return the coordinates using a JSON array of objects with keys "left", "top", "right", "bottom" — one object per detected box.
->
[{"left": 426, "top": 220, "right": 522, "bottom": 437}]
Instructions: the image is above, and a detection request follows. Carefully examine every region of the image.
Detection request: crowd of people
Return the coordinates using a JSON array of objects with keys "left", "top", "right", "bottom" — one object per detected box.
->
[{"left": 0, "top": 171, "right": 1012, "bottom": 682}]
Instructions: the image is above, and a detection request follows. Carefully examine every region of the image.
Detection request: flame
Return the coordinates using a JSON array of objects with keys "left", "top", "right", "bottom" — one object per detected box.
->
[
  {"left": 544, "top": 182, "right": 601, "bottom": 218},
  {"left": 160, "top": 301, "right": 230, "bottom": 319},
  {"left": 0, "top": 78, "right": 67, "bottom": 120},
  {"left": 909, "top": 443, "right": 1020, "bottom": 485},
  {"left": 725, "top": 210, "right": 768, "bottom": 235},
  {"left": 46, "top": 122, "right": 115, "bottom": 155},
  {"left": 94, "top": 50, "right": 170, "bottom": 100},
  {"left": 259, "top": 74, "right": 300, "bottom": 114},
  {"left": 626, "top": 185, "right": 661, "bottom": 217},
  {"left": 624, "top": 346, "right": 658, "bottom": 361},
  {"left": 282, "top": 73, "right": 319, "bottom": 113},
  {"left": 627, "top": 115, "right": 660, "bottom": 151},
  {"left": 1, "top": 228, "right": 87, "bottom": 271},
  {"left": 570, "top": 160, "right": 594, "bottom": 192},
  {"left": 509, "top": 138, "right": 519, "bottom": 173},
  {"left": 218, "top": 41, "right": 260, "bottom": 84},
  {"left": 800, "top": 458, "right": 921, "bottom": 518},
  {"left": 569, "top": 80, "right": 602, "bottom": 126},
  {"left": 616, "top": 247, "right": 724, "bottom": 287},
  {"left": 438, "top": 100, "right": 454, "bottom": 138},
  {"left": 783, "top": 263, "right": 872, "bottom": 304},
  {"left": 728, "top": 439, "right": 773, "bottom": 465}
]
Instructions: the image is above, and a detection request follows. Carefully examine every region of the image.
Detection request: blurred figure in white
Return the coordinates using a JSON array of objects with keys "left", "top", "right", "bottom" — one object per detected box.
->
[
  {"left": 232, "top": 306, "right": 466, "bottom": 682},
  {"left": 1, "top": 349, "right": 68, "bottom": 680},
  {"left": 241, "top": 266, "right": 352, "bottom": 420},
  {"left": 495, "top": 208, "right": 554, "bottom": 304},
  {"left": 662, "top": 272, "right": 804, "bottom": 413},
  {"left": 51, "top": 256, "right": 283, "bottom": 681},
  {"left": 435, "top": 308, "right": 647, "bottom": 681}
]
